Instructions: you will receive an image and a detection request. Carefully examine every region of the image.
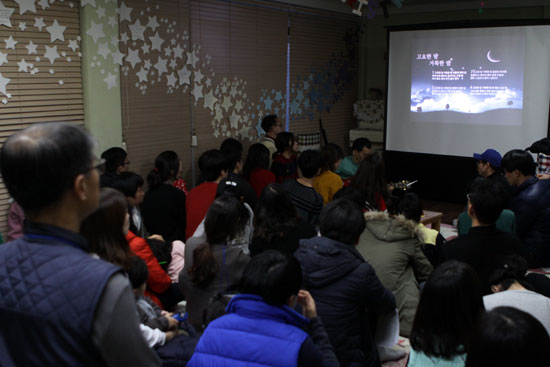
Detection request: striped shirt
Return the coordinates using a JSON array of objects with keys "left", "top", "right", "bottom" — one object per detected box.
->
[{"left": 283, "top": 179, "right": 323, "bottom": 226}]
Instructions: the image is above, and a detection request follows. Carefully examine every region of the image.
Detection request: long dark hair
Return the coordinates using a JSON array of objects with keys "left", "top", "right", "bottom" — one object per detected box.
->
[
  {"left": 189, "top": 243, "right": 219, "bottom": 288},
  {"left": 410, "top": 260, "right": 485, "bottom": 359},
  {"left": 253, "top": 183, "right": 298, "bottom": 243},
  {"left": 80, "top": 188, "right": 133, "bottom": 269},
  {"left": 147, "top": 151, "right": 180, "bottom": 190},
  {"left": 242, "top": 143, "right": 270, "bottom": 180},
  {"left": 319, "top": 143, "right": 344, "bottom": 173},
  {"left": 350, "top": 151, "right": 389, "bottom": 210},
  {"left": 488, "top": 255, "right": 533, "bottom": 292},
  {"left": 274, "top": 132, "right": 295, "bottom": 154}
]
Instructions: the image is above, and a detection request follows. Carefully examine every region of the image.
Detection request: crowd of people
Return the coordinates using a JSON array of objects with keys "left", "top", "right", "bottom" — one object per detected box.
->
[{"left": 1, "top": 116, "right": 550, "bottom": 367}]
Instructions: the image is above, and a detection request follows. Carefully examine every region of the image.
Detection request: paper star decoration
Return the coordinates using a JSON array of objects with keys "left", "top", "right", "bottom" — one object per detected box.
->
[
  {"left": 44, "top": 45, "right": 59, "bottom": 64},
  {"left": 166, "top": 72, "right": 177, "bottom": 88},
  {"left": 34, "top": 17, "right": 45, "bottom": 31},
  {"left": 38, "top": 0, "right": 48, "bottom": 10},
  {"left": 46, "top": 20, "right": 66, "bottom": 42},
  {"left": 103, "top": 73, "right": 117, "bottom": 89},
  {"left": 129, "top": 19, "right": 146, "bottom": 41},
  {"left": 117, "top": 2, "right": 132, "bottom": 22},
  {"left": 111, "top": 49, "right": 124, "bottom": 65},
  {"left": 4, "top": 36, "right": 17, "bottom": 50},
  {"left": 149, "top": 32, "right": 164, "bottom": 51},
  {"left": 0, "top": 72, "right": 10, "bottom": 95},
  {"left": 186, "top": 50, "right": 198, "bottom": 69},
  {"left": 25, "top": 40, "right": 37, "bottom": 54},
  {"left": 15, "top": 0, "right": 36, "bottom": 15},
  {"left": 177, "top": 66, "right": 191, "bottom": 85},
  {"left": 0, "top": 51, "right": 7, "bottom": 66},
  {"left": 192, "top": 83, "right": 203, "bottom": 102},
  {"left": 203, "top": 90, "right": 218, "bottom": 111},
  {"left": 194, "top": 69, "right": 204, "bottom": 83},
  {"left": 125, "top": 48, "right": 141, "bottom": 68},
  {"left": 221, "top": 95, "right": 232, "bottom": 112},
  {"left": 18, "top": 21, "right": 26, "bottom": 31},
  {"left": 81, "top": 0, "right": 96, "bottom": 7},
  {"left": 173, "top": 44, "right": 184, "bottom": 59},
  {"left": 86, "top": 21, "right": 104, "bottom": 43},
  {"left": 136, "top": 67, "right": 148, "bottom": 83},
  {"left": 96, "top": 6, "right": 105, "bottom": 18},
  {"left": 17, "top": 59, "right": 29, "bottom": 72},
  {"left": 154, "top": 56, "right": 167, "bottom": 76},
  {"left": 97, "top": 42, "right": 110, "bottom": 59},
  {"left": 0, "top": 1, "right": 14, "bottom": 28},
  {"left": 67, "top": 39, "right": 79, "bottom": 52},
  {"left": 234, "top": 99, "right": 243, "bottom": 112},
  {"left": 229, "top": 111, "right": 240, "bottom": 129},
  {"left": 147, "top": 16, "right": 159, "bottom": 31}
]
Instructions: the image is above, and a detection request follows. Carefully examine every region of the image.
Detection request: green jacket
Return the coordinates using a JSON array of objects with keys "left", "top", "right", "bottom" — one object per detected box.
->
[{"left": 356, "top": 212, "right": 433, "bottom": 337}]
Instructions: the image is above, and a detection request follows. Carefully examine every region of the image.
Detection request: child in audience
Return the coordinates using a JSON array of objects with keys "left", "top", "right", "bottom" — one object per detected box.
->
[
  {"left": 313, "top": 143, "right": 344, "bottom": 205},
  {"left": 243, "top": 143, "right": 276, "bottom": 198},
  {"left": 271, "top": 131, "right": 299, "bottom": 183},
  {"left": 282, "top": 150, "right": 323, "bottom": 225},
  {"left": 408, "top": 260, "right": 485, "bottom": 367},
  {"left": 466, "top": 307, "right": 550, "bottom": 367},
  {"left": 100, "top": 146, "right": 129, "bottom": 188},
  {"left": 350, "top": 151, "right": 390, "bottom": 211},
  {"left": 112, "top": 171, "right": 147, "bottom": 238},
  {"left": 142, "top": 151, "right": 187, "bottom": 243}
]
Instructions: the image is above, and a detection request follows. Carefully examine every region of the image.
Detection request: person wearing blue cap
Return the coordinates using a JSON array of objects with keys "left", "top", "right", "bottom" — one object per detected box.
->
[{"left": 474, "top": 148, "right": 510, "bottom": 192}]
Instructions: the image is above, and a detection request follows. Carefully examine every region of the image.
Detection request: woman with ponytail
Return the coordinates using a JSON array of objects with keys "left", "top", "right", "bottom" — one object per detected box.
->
[{"left": 142, "top": 151, "right": 187, "bottom": 243}]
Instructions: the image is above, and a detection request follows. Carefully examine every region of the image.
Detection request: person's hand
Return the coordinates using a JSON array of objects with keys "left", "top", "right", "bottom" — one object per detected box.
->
[
  {"left": 297, "top": 290, "right": 317, "bottom": 319},
  {"left": 537, "top": 174, "right": 550, "bottom": 180},
  {"left": 160, "top": 310, "right": 170, "bottom": 316},
  {"left": 148, "top": 234, "right": 165, "bottom": 242},
  {"left": 165, "top": 315, "right": 179, "bottom": 330},
  {"left": 165, "top": 329, "right": 177, "bottom": 342}
]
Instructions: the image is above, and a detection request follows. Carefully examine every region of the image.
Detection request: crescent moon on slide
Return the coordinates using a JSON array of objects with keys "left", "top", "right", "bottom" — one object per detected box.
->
[{"left": 487, "top": 50, "right": 501, "bottom": 63}]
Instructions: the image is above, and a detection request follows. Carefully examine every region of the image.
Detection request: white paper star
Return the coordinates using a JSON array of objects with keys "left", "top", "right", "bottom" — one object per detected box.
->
[
  {"left": 221, "top": 95, "right": 232, "bottom": 112},
  {"left": 154, "top": 56, "right": 167, "bottom": 76},
  {"left": 58, "top": 80, "right": 64, "bottom": 85},
  {"left": 107, "top": 15, "right": 116, "bottom": 27},
  {"left": 30, "top": 68, "right": 38, "bottom": 75},
  {"left": 17, "top": 58, "right": 29, "bottom": 72},
  {"left": 96, "top": 6, "right": 105, "bottom": 18},
  {"left": 136, "top": 67, "right": 148, "bottom": 83},
  {"left": 229, "top": 110, "right": 240, "bottom": 129},
  {"left": 0, "top": 72, "right": 11, "bottom": 95},
  {"left": 110, "top": 35, "right": 118, "bottom": 47},
  {"left": 86, "top": 21, "right": 104, "bottom": 43},
  {"left": 186, "top": 50, "right": 198, "bottom": 69},
  {"left": 104, "top": 72, "right": 117, "bottom": 89},
  {"left": 173, "top": 44, "right": 184, "bottom": 59},
  {"left": 0, "top": 2, "right": 14, "bottom": 28},
  {"left": 234, "top": 99, "right": 243, "bottom": 112},
  {"left": 129, "top": 19, "right": 146, "bottom": 41},
  {"left": 67, "top": 39, "right": 79, "bottom": 52},
  {"left": 46, "top": 19, "right": 66, "bottom": 42},
  {"left": 149, "top": 32, "right": 163, "bottom": 51},
  {"left": 97, "top": 42, "right": 109, "bottom": 59},
  {"left": 38, "top": 0, "right": 48, "bottom": 10},
  {"left": 169, "top": 59, "right": 177, "bottom": 68},
  {"left": 49, "top": 68, "right": 54, "bottom": 74},
  {"left": 18, "top": 21, "right": 26, "bottom": 31},
  {"left": 0, "top": 52, "right": 7, "bottom": 66},
  {"left": 117, "top": 2, "right": 132, "bottom": 22},
  {"left": 25, "top": 40, "right": 37, "bottom": 54},
  {"left": 4, "top": 36, "right": 17, "bottom": 50},
  {"left": 166, "top": 72, "right": 177, "bottom": 88},
  {"left": 177, "top": 66, "right": 191, "bottom": 85},
  {"left": 203, "top": 90, "right": 218, "bottom": 111},
  {"left": 143, "top": 59, "right": 152, "bottom": 69},
  {"left": 34, "top": 17, "right": 45, "bottom": 31},
  {"left": 194, "top": 69, "right": 204, "bottom": 83},
  {"left": 192, "top": 83, "right": 203, "bottom": 102},
  {"left": 214, "top": 106, "right": 223, "bottom": 122},
  {"left": 111, "top": 49, "right": 124, "bottom": 65},
  {"left": 120, "top": 32, "right": 128, "bottom": 44},
  {"left": 44, "top": 45, "right": 59, "bottom": 64},
  {"left": 163, "top": 47, "right": 171, "bottom": 57},
  {"left": 81, "top": 0, "right": 96, "bottom": 7},
  {"left": 125, "top": 48, "right": 140, "bottom": 68},
  {"left": 147, "top": 15, "right": 159, "bottom": 31},
  {"left": 15, "top": 0, "right": 36, "bottom": 15}
]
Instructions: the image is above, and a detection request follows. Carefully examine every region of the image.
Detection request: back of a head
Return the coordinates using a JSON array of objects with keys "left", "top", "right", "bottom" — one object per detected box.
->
[
  {"left": 319, "top": 199, "right": 366, "bottom": 245},
  {"left": 254, "top": 184, "right": 297, "bottom": 241},
  {"left": 397, "top": 192, "right": 423, "bottom": 223},
  {"left": 147, "top": 150, "right": 180, "bottom": 190},
  {"left": 239, "top": 250, "right": 302, "bottom": 306},
  {"left": 220, "top": 138, "right": 243, "bottom": 173},
  {"left": 242, "top": 143, "right": 270, "bottom": 180},
  {"left": 1, "top": 122, "right": 94, "bottom": 214},
  {"left": 501, "top": 149, "right": 536, "bottom": 176},
  {"left": 261, "top": 114, "right": 278, "bottom": 134},
  {"left": 204, "top": 195, "right": 248, "bottom": 245},
  {"left": 199, "top": 149, "right": 227, "bottom": 182},
  {"left": 410, "top": 260, "right": 484, "bottom": 359},
  {"left": 100, "top": 147, "right": 127, "bottom": 174},
  {"left": 488, "top": 255, "right": 530, "bottom": 292},
  {"left": 350, "top": 151, "right": 388, "bottom": 206},
  {"left": 320, "top": 143, "right": 344, "bottom": 173},
  {"left": 333, "top": 186, "right": 365, "bottom": 208},
  {"left": 298, "top": 149, "right": 321, "bottom": 179},
  {"left": 466, "top": 307, "right": 550, "bottom": 367},
  {"left": 126, "top": 255, "right": 149, "bottom": 290},
  {"left": 468, "top": 177, "right": 507, "bottom": 225},
  {"left": 112, "top": 171, "right": 144, "bottom": 198},
  {"left": 275, "top": 132, "right": 295, "bottom": 154},
  {"left": 352, "top": 137, "right": 372, "bottom": 152}
]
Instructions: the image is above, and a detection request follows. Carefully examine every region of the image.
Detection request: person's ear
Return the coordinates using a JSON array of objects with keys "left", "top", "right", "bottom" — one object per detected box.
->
[
  {"left": 467, "top": 201, "right": 475, "bottom": 218},
  {"left": 287, "top": 294, "right": 297, "bottom": 308},
  {"left": 491, "top": 285, "right": 501, "bottom": 293},
  {"left": 73, "top": 174, "right": 88, "bottom": 201}
]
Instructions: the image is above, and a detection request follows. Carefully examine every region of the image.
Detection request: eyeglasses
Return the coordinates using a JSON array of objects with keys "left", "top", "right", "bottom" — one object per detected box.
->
[{"left": 123, "top": 160, "right": 130, "bottom": 166}]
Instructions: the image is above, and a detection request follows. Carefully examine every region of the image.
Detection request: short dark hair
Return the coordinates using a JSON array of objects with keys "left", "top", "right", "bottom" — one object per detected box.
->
[
  {"left": 242, "top": 143, "right": 270, "bottom": 180},
  {"left": 261, "top": 114, "right": 278, "bottom": 134},
  {"left": 112, "top": 171, "right": 144, "bottom": 198},
  {"left": 127, "top": 255, "right": 149, "bottom": 289},
  {"left": 320, "top": 199, "right": 366, "bottom": 245},
  {"left": 298, "top": 150, "right": 321, "bottom": 179},
  {"left": 352, "top": 137, "right": 372, "bottom": 152},
  {"left": 240, "top": 250, "right": 302, "bottom": 306},
  {"left": 0, "top": 122, "right": 95, "bottom": 213},
  {"left": 466, "top": 307, "right": 550, "bottom": 367},
  {"left": 220, "top": 138, "right": 243, "bottom": 173},
  {"left": 199, "top": 149, "right": 227, "bottom": 182},
  {"left": 275, "top": 132, "right": 295, "bottom": 154},
  {"left": 397, "top": 192, "right": 423, "bottom": 223},
  {"left": 488, "top": 255, "right": 532, "bottom": 292},
  {"left": 253, "top": 183, "right": 298, "bottom": 243},
  {"left": 147, "top": 151, "right": 180, "bottom": 190},
  {"left": 468, "top": 177, "right": 507, "bottom": 225},
  {"left": 101, "top": 147, "right": 127, "bottom": 174},
  {"left": 320, "top": 143, "right": 344, "bottom": 173},
  {"left": 205, "top": 195, "right": 249, "bottom": 245},
  {"left": 410, "top": 260, "right": 484, "bottom": 359},
  {"left": 501, "top": 149, "right": 536, "bottom": 176}
]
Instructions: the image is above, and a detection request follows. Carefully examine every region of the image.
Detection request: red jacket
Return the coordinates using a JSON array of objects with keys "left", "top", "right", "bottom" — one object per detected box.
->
[{"left": 126, "top": 231, "right": 171, "bottom": 304}]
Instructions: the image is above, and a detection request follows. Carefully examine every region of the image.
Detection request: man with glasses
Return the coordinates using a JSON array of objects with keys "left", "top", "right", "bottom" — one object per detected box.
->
[
  {"left": 100, "top": 146, "right": 130, "bottom": 188},
  {"left": 473, "top": 148, "right": 510, "bottom": 192},
  {"left": 0, "top": 123, "right": 160, "bottom": 366}
]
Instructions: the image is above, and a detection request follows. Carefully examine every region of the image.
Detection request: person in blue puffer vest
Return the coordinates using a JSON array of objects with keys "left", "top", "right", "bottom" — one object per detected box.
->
[{"left": 188, "top": 250, "right": 340, "bottom": 367}]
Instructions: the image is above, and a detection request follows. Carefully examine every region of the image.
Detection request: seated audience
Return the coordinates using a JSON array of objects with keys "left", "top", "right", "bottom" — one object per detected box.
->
[
  {"left": 501, "top": 149, "right": 550, "bottom": 266},
  {"left": 188, "top": 250, "right": 339, "bottom": 367},
  {"left": 473, "top": 148, "right": 510, "bottom": 190},
  {"left": 409, "top": 261, "right": 485, "bottom": 367},
  {"left": 260, "top": 114, "right": 282, "bottom": 168},
  {"left": 439, "top": 178, "right": 523, "bottom": 294},
  {"left": 186, "top": 149, "right": 227, "bottom": 239},
  {"left": 0, "top": 122, "right": 159, "bottom": 366},
  {"left": 218, "top": 138, "right": 258, "bottom": 208},
  {"left": 271, "top": 131, "right": 299, "bottom": 183},
  {"left": 466, "top": 307, "right": 550, "bottom": 367},
  {"left": 335, "top": 137, "right": 371, "bottom": 180},
  {"left": 179, "top": 195, "right": 250, "bottom": 331},
  {"left": 295, "top": 199, "right": 396, "bottom": 367},
  {"left": 243, "top": 143, "right": 276, "bottom": 198},
  {"left": 142, "top": 151, "right": 187, "bottom": 243},
  {"left": 357, "top": 195, "right": 433, "bottom": 337},
  {"left": 484, "top": 255, "right": 550, "bottom": 336},
  {"left": 100, "top": 146, "right": 129, "bottom": 188},
  {"left": 283, "top": 150, "right": 324, "bottom": 225},
  {"left": 7, "top": 200, "right": 24, "bottom": 241},
  {"left": 250, "top": 183, "right": 316, "bottom": 257},
  {"left": 112, "top": 171, "right": 147, "bottom": 238},
  {"left": 350, "top": 151, "right": 390, "bottom": 211},
  {"left": 313, "top": 143, "right": 344, "bottom": 205},
  {"left": 456, "top": 208, "right": 516, "bottom": 237}
]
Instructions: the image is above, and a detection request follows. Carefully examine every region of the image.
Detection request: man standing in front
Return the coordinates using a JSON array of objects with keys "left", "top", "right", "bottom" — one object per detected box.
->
[
  {"left": 0, "top": 123, "right": 160, "bottom": 366},
  {"left": 501, "top": 149, "right": 550, "bottom": 267}
]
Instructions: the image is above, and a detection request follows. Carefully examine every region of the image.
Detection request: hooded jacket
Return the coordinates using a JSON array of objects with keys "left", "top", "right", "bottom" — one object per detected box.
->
[
  {"left": 295, "top": 236, "right": 395, "bottom": 367},
  {"left": 356, "top": 212, "right": 433, "bottom": 337}
]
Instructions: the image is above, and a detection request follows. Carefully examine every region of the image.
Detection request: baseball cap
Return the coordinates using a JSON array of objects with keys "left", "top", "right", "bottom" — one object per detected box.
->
[{"left": 473, "top": 149, "right": 502, "bottom": 168}]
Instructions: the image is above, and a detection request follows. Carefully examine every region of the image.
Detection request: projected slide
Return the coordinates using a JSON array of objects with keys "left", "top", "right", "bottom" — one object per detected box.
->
[{"left": 410, "top": 35, "right": 524, "bottom": 122}]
